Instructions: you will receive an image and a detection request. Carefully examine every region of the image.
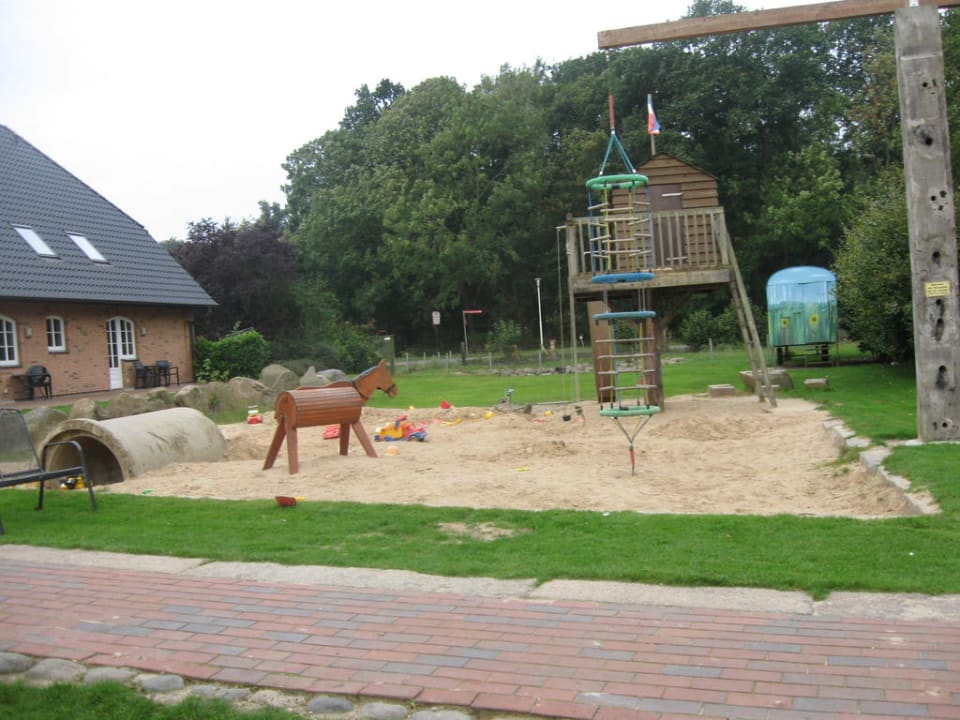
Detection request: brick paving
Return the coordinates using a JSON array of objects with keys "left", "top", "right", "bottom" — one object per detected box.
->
[{"left": 1, "top": 554, "right": 958, "bottom": 719}]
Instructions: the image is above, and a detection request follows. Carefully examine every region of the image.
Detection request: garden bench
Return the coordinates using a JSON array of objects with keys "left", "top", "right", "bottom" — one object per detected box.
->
[{"left": 0, "top": 408, "right": 96, "bottom": 534}]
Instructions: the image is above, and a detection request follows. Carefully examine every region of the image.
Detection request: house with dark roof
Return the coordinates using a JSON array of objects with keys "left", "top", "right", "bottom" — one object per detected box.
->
[{"left": 0, "top": 125, "right": 216, "bottom": 400}]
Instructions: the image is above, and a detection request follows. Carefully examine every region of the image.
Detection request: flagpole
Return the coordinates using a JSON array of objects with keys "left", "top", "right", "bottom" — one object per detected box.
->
[{"left": 646, "top": 93, "right": 659, "bottom": 156}]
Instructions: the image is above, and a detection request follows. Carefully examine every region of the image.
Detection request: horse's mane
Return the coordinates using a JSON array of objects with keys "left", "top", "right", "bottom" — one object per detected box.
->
[{"left": 353, "top": 363, "right": 379, "bottom": 382}]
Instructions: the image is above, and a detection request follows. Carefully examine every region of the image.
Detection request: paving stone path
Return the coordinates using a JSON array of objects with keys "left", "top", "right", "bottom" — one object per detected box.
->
[{"left": 1, "top": 547, "right": 959, "bottom": 719}]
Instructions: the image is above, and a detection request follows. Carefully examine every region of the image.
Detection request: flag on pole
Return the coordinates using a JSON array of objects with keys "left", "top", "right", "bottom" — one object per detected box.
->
[{"left": 647, "top": 94, "right": 661, "bottom": 135}]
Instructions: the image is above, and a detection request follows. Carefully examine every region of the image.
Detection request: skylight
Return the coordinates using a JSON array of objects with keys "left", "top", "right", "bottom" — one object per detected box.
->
[
  {"left": 12, "top": 225, "right": 57, "bottom": 257},
  {"left": 67, "top": 233, "right": 108, "bottom": 262}
]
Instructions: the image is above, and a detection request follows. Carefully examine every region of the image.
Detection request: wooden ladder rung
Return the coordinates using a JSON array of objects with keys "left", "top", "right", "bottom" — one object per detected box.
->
[
  {"left": 595, "top": 336, "right": 655, "bottom": 344},
  {"left": 598, "top": 383, "right": 657, "bottom": 392},
  {"left": 596, "top": 353, "right": 656, "bottom": 361}
]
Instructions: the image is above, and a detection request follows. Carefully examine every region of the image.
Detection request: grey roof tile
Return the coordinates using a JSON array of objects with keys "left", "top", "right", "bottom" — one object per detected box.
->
[{"left": 0, "top": 124, "right": 216, "bottom": 307}]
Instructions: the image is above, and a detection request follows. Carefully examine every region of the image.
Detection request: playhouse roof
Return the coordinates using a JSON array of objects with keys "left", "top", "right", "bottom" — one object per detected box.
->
[{"left": 767, "top": 266, "right": 836, "bottom": 287}]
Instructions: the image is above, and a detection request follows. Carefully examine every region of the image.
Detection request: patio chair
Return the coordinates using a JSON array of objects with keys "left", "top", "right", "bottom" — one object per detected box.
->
[
  {"left": 0, "top": 408, "right": 96, "bottom": 534},
  {"left": 133, "top": 360, "right": 154, "bottom": 388},
  {"left": 26, "top": 365, "right": 52, "bottom": 399},
  {"left": 154, "top": 360, "right": 180, "bottom": 386}
]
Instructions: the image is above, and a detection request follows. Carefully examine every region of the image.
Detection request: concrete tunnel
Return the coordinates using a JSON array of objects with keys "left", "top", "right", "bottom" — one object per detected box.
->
[{"left": 42, "top": 407, "right": 225, "bottom": 485}]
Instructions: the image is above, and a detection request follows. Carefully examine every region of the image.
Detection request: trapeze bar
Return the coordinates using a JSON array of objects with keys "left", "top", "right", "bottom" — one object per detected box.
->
[
  {"left": 600, "top": 405, "right": 661, "bottom": 418},
  {"left": 590, "top": 272, "right": 655, "bottom": 284},
  {"left": 593, "top": 311, "right": 657, "bottom": 321}
]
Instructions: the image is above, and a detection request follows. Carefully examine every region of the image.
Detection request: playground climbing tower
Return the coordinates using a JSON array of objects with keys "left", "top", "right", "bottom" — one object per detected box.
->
[{"left": 562, "top": 126, "right": 775, "bottom": 409}]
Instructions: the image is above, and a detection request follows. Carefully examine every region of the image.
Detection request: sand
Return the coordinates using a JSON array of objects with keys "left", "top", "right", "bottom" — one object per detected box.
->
[{"left": 101, "top": 394, "right": 918, "bottom": 518}]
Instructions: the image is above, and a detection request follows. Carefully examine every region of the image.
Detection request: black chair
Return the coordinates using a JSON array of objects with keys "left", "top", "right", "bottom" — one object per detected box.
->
[
  {"left": 26, "top": 365, "right": 52, "bottom": 399},
  {"left": 0, "top": 408, "right": 96, "bottom": 534},
  {"left": 133, "top": 360, "right": 154, "bottom": 388},
  {"left": 154, "top": 360, "right": 180, "bottom": 386}
]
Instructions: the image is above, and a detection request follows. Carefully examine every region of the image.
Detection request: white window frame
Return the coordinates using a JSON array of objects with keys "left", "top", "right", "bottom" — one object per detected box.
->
[
  {"left": 46, "top": 316, "right": 66, "bottom": 352},
  {"left": 67, "top": 232, "right": 108, "bottom": 263},
  {"left": 12, "top": 225, "right": 57, "bottom": 257},
  {"left": 116, "top": 317, "right": 136, "bottom": 359},
  {"left": 0, "top": 316, "right": 19, "bottom": 367}
]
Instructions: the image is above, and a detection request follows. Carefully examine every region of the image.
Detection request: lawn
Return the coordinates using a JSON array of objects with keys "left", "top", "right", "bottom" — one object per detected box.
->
[{"left": 2, "top": 348, "right": 958, "bottom": 599}]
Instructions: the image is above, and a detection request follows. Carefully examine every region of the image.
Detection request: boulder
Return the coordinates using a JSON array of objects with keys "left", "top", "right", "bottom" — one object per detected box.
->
[
  {"left": 25, "top": 406, "right": 68, "bottom": 447},
  {"left": 144, "top": 388, "right": 176, "bottom": 412},
  {"left": 69, "top": 397, "right": 106, "bottom": 420},
  {"left": 298, "top": 365, "right": 329, "bottom": 387},
  {"left": 318, "top": 368, "right": 349, "bottom": 384},
  {"left": 202, "top": 381, "right": 231, "bottom": 415},
  {"left": 226, "top": 377, "right": 265, "bottom": 407},
  {"left": 103, "top": 392, "right": 152, "bottom": 419},
  {"left": 172, "top": 381, "right": 230, "bottom": 416},
  {"left": 173, "top": 384, "right": 207, "bottom": 412},
  {"left": 259, "top": 364, "right": 298, "bottom": 393}
]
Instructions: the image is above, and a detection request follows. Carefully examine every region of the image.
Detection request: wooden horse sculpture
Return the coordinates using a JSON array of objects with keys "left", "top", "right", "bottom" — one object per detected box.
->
[{"left": 262, "top": 360, "right": 398, "bottom": 474}]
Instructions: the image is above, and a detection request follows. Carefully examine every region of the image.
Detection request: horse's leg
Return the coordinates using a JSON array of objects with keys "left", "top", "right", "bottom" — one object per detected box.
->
[
  {"left": 353, "top": 422, "right": 377, "bottom": 458},
  {"left": 338, "top": 423, "right": 351, "bottom": 456},
  {"left": 286, "top": 425, "right": 300, "bottom": 474},
  {"left": 262, "top": 421, "right": 287, "bottom": 470}
]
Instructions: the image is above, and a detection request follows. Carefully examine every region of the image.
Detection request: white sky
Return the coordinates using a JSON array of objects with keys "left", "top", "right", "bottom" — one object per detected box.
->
[{"left": 2, "top": 0, "right": 818, "bottom": 241}]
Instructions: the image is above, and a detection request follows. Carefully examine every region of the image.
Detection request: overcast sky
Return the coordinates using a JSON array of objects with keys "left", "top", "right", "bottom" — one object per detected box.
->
[{"left": 2, "top": 0, "right": 817, "bottom": 242}]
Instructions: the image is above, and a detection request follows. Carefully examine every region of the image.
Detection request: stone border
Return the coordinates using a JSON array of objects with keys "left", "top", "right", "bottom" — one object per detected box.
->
[
  {"left": 822, "top": 419, "right": 941, "bottom": 515},
  {"left": 0, "top": 653, "right": 472, "bottom": 720}
]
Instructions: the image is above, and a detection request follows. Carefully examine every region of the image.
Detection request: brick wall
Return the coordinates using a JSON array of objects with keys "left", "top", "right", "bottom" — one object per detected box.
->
[{"left": 0, "top": 301, "right": 197, "bottom": 400}]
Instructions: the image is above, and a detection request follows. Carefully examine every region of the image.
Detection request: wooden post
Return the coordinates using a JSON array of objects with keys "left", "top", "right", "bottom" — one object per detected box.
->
[{"left": 896, "top": 7, "right": 960, "bottom": 441}]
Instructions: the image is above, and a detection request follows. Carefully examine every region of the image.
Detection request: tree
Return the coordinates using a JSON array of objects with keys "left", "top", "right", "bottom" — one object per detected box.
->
[
  {"left": 833, "top": 169, "right": 913, "bottom": 361},
  {"left": 747, "top": 144, "right": 849, "bottom": 294},
  {"left": 282, "top": 80, "right": 405, "bottom": 233},
  {"left": 168, "top": 218, "right": 301, "bottom": 343}
]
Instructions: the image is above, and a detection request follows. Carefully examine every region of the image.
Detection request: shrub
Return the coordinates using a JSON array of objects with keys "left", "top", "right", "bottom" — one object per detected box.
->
[
  {"left": 677, "top": 309, "right": 718, "bottom": 351},
  {"left": 195, "top": 329, "right": 271, "bottom": 381},
  {"left": 334, "top": 326, "right": 380, "bottom": 372},
  {"left": 487, "top": 320, "right": 525, "bottom": 359}
]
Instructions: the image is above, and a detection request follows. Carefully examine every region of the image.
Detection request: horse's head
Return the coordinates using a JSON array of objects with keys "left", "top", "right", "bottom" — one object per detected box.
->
[
  {"left": 376, "top": 359, "right": 399, "bottom": 398},
  {"left": 354, "top": 359, "right": 398, "bottom": 399}
]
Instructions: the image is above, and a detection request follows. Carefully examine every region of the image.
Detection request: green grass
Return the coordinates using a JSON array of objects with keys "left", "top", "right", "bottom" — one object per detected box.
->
[
  {"left": 4, "top": 348, "right": 958, "bottom": 600},
  {"left": 0, "top": 680, "right": 290, "bottom": 720}
]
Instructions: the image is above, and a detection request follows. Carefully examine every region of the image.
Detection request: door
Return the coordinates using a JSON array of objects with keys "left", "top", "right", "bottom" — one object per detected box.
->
[{"left": 106, "top": 317, "right": 135, "bottom": 389}]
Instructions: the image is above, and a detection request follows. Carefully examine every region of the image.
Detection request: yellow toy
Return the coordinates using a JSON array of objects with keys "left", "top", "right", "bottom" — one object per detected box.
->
[{"left": 373, "top": 415, "right": 427, "bottom": 442}]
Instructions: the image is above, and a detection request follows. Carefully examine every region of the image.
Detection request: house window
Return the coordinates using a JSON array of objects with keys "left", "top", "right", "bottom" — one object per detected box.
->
[
  {"left": 117, "top": 318, "right": 135, "bottom": 359},
  {"left": 46, "top": 316, "right": 66, "bottom": 352},
  {"left": 0, "top": 316, "right": 18, "bottom": 367},
  {"left": 67, "top": 233, "right": 108, "bottom": 263},
  {"left": 12, "top": 225, "right": 57, "bottom": 257}
]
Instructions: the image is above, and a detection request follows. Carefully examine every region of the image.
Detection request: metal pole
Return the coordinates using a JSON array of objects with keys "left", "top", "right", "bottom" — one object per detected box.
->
[
  {"left": 462, "top": 310, "right": 468, "bottom": 358},
  {"left": 535, "top": 277, "right": 544, "bottom": 351}
]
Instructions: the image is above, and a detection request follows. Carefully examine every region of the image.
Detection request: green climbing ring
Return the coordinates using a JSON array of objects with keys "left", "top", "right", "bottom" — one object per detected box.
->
[{"left": 586, "top": 173, "right": 649, "bottom": 191}]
